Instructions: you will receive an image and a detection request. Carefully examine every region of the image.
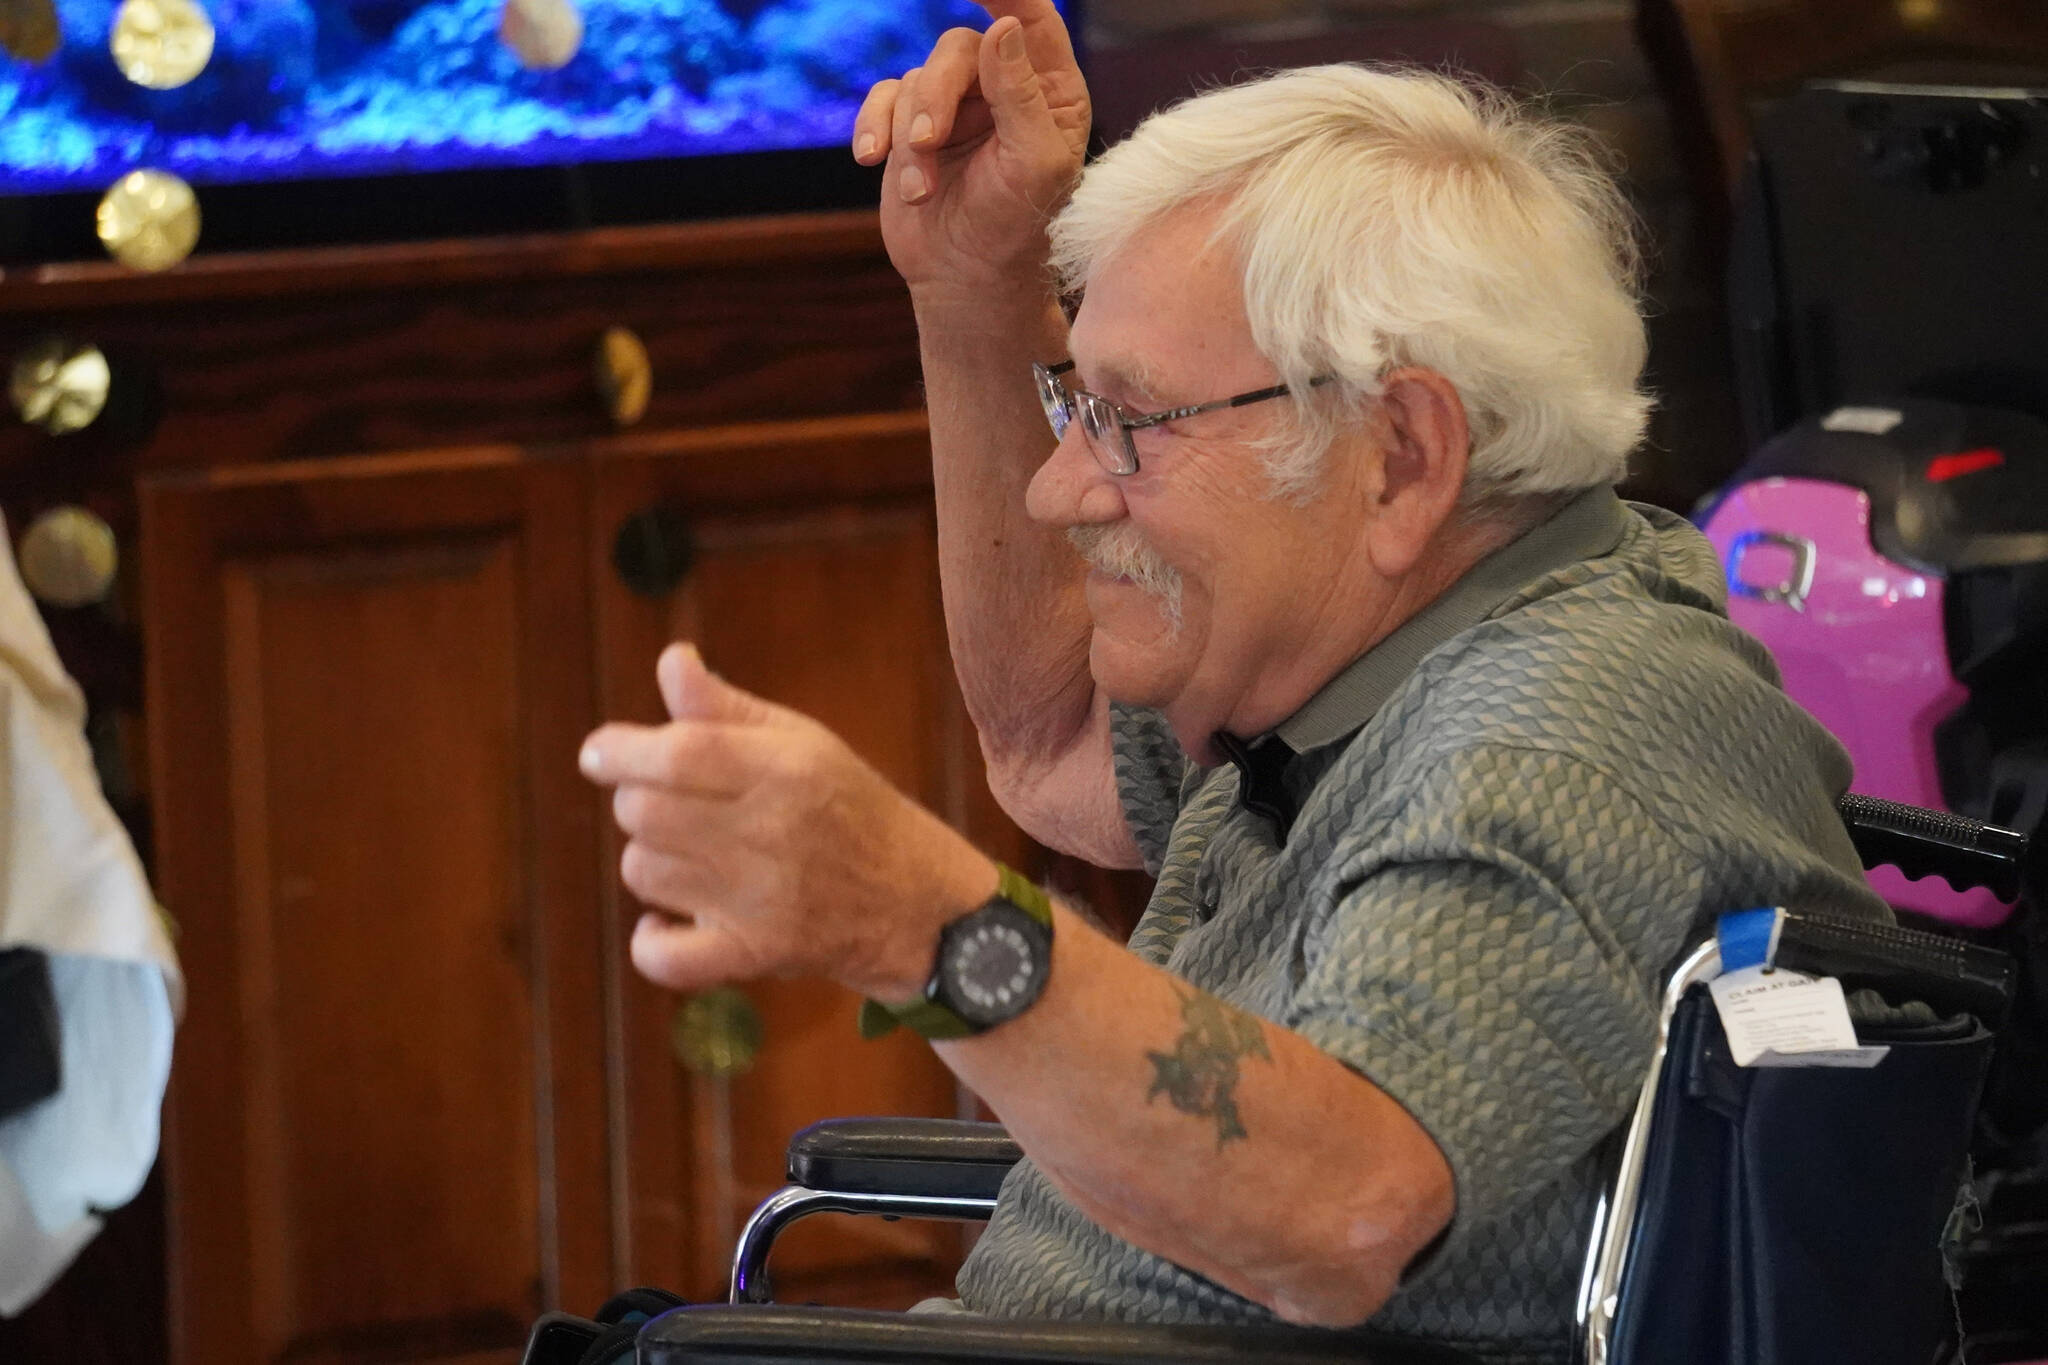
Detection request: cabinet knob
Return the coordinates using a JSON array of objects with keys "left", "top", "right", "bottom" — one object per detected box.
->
[
  {"left": 0, "top": 0, "right": 60, "bottom": 63},
  {"left": 671, "top": 989, "right": 764, "bottom": 1078},
  {"left": 97, "top": 169, "right": 201, "bottom": 272},
  {"left": 9, "top": 338, "right": 112, "bottom": 435},
  {"left": 594, "top": 326, "right": 652, "bottom": 428},
  {"left": 613, "top": 501, "right": 695, "bottom": 598},
  {"left": 16, "top": 506, "right": 120, "bottom": 608},
  {"left": 110, "top": 0, "right": 216, "bottom": 91},
  {"left": 500, "top": 0, "right": 583, "bottom": 70}
]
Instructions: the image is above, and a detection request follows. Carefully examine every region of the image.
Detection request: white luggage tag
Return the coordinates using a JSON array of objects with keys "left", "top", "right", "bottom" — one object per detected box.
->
[{"left": 1708, "top": 909, "right": 1891, "bottom": 1069}]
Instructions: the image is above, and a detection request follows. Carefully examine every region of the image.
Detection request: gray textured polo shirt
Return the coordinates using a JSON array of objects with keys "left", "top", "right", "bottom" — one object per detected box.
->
[{"left": 949, "top": 487, "right": 1890, "bottom": 1362}]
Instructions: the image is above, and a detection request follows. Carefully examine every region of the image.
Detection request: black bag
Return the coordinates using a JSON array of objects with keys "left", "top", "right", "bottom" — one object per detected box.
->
[
  {"left": 0, "top": 948, "right": 61, "bottom": 1121},
  {"left": 1610, "top": 987, "right": 1996, "bottom": 1365},
  {"left": 521, "top": 1288, "right": 686, "bottom": 1365}
]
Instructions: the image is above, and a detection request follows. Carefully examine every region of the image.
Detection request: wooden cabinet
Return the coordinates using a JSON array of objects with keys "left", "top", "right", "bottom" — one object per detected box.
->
[
  {"left": 0, "top": 217, "right": 1069, "bottom": 1365},
  {"left": 142, "top": 448, "right": 611, "bottom": 1364},
  {"left": 593, "top": 417, "right": 1030, "bottom": 1305},
  {"left": 130, "top": 413, "right": 1019, "bottom": 1364}
]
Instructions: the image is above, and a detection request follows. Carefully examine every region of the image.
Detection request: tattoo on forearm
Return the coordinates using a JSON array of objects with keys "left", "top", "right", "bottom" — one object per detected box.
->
[{"left": 1145, "top": 983, "right": 1273, "bottom": 1149}]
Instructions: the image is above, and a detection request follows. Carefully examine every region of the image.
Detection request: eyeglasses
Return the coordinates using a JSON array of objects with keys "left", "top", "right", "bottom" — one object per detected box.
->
[{"left": 1032, "top": 359, "right": 1329, "bottom": 476}]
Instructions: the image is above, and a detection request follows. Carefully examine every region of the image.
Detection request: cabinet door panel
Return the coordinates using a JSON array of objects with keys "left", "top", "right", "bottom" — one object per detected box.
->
[
  {"left": 693, "top": 508, "right": 969, "bottom": 1301},
  {"left": 593, "top": 414, "right": 1026, "bottom": 1305},
  {"left": 144, "top": 452, "right": 608, "bottom": 1365}
]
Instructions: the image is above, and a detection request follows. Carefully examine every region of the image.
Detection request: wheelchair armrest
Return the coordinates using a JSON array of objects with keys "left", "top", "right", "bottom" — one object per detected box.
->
[
  {"left": 1772, "top": 907, "right": 2016, "bottom": 1025},
  {"left": 639, "top": 1305, "right": 1489, "bottom": 1365},
  {"left": 788, "top": 1118, "right": 1023, "bottom": 1201}
]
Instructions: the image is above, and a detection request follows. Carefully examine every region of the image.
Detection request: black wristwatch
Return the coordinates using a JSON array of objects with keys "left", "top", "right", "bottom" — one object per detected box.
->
[{"left": 858, "top": 865, "right": 1055, "bottom": 1041}]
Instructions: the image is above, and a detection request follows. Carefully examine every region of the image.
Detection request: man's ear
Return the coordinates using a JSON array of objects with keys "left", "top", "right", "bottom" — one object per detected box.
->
[{"left": 1365, "top": 367, "right": 1470, "bottom": 578}]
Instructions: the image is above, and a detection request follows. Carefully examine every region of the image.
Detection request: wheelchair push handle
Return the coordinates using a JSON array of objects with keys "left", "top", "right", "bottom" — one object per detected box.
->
[{"left": 1838, "top": 791, "right": 2030, "bottom": 901}]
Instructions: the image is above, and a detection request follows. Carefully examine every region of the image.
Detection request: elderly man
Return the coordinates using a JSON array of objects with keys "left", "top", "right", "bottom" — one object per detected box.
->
[{"left": 577, "top": 2, "right": 1888, "bottom": 1358}]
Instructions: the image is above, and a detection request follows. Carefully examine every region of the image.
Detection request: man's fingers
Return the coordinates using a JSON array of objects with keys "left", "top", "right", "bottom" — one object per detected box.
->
[
  {"left": 904, "top": 27, "right": 987, "bottom": 152},
  {"left": 858, "top": 23, "right": 985, "bottom": 168},
  {"left": 620, "top": 841, "right": 721, "bottom": 912},
  {"left": 974, "top": 0, "right": 1081, "bottom": 83},
  {"left": 853, "top": 76, "right": 901, "bottom": 163},
  {"left": 658, "top": 642, "right": 780, "bottom": 726},
  {"left": 580, "top": 717, "right": 779, "bottom": 794},
  {"left": 611, "top": 784, "right": 751, "bottom": 856},
  {"left": 629, "top": 913, "right": 760, "bottom": 994},
  {"left": 890, "top": 65, "right": 938, "bottom": 205},
  {"left": 977, "top": 15, "right": 1060, "bottom": 153}
]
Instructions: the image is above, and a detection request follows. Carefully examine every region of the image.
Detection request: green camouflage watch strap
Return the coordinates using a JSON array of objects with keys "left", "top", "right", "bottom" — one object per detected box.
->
[{"left": 857, "top": 864, "right": 1053, "bottom": 1041}]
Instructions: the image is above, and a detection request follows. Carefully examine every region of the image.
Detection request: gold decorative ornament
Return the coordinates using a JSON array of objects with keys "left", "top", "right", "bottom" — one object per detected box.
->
[
  {"left": 499, "top": 0, "right": 582, "bottom": 71},
  {"left": 595, "top": 326, "right": 653, "bottom": 427},
  {"left": 109, "top": 0, "right": 214, "bottom": 89},
  {"left": 17, "top": 507, "right": 120, "bottom": 608},
  {"left": 671, "top": 988, "right": 765, "bottom": 1079},
  {"left": 9, "top": 338, "right": 111, "bottom": 435},
  {"left": 0, "top": 0, "right": 61, "bottom": 63},
  {"left": 96, "top": 169, "right": 201, "bottom": 272}
]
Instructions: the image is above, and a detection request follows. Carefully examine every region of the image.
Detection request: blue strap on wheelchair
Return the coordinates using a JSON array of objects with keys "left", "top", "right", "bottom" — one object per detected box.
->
[{"left": 1717, "top": 907, "right": 1784, "bottom": 973}]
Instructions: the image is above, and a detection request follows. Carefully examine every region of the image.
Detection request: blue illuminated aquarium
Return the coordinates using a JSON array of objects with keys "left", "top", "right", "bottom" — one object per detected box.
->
[{"left": 0, "top": 0, "right": 1069, "bottom": 259}]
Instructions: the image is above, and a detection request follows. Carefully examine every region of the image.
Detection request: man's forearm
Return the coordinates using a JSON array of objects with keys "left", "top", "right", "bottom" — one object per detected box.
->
[
  {"left": 934, "top": 906, "right": 1455, "bottom": 1326},
  {"left": 916, "top": 290, "right": 1097, "bottom": 766}
]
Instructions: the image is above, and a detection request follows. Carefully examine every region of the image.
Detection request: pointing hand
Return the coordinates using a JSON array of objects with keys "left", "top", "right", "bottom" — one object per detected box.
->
[{"left": 579, "top": 644, "right": 996, "bottom": 1000}]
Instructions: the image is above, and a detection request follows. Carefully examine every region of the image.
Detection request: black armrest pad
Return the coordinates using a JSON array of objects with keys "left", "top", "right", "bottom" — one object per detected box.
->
[
  {"left": 787, "top": 1118, "right": 1023, "bottom": 1200},
  {"left": 1774, "top": 909, "right": 2015, "bottom": 1025},
  {"left": 639, "top": 1305, "right": 1489, "bottom": 1365}
]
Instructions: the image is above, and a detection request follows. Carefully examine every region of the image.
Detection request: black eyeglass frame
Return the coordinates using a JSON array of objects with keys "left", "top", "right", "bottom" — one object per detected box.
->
[{"left": 1032, "top": 359, "right": 1332, "bottom": 476}]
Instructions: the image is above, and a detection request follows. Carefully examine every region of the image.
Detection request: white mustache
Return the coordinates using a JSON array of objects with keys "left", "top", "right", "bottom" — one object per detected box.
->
[{"left": 1067, "top": 524, "right": 1183, "bottom": 629}]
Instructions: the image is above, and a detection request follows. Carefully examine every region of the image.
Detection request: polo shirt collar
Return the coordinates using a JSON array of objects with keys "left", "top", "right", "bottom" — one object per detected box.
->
[{"left": 1272, "top": 483, "right": 1631, "bottom": 754}]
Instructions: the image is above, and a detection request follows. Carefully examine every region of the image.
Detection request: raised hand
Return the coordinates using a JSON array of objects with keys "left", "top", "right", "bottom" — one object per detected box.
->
[
  {"left": 579, "top": 644, "right": 997, "bottom": 1000},
  {"left": 851, "top": 0, "right": 1091, "bottom": 300}
]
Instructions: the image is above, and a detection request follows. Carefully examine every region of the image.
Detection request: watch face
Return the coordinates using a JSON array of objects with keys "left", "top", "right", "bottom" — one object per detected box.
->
[{"left": 937, "top": 901, "right": 1052, "bottom": 1029}]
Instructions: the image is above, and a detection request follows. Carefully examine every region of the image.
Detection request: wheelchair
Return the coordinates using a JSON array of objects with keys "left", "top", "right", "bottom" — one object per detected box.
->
[{"left": 526, "top": 792, "right": 2036, "bottom": 1365}]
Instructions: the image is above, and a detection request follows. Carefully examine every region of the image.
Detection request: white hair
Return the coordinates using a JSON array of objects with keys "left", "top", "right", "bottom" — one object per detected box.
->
[{"left": 1048, "top": 65, "right": 1653, "bottom": 504}]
